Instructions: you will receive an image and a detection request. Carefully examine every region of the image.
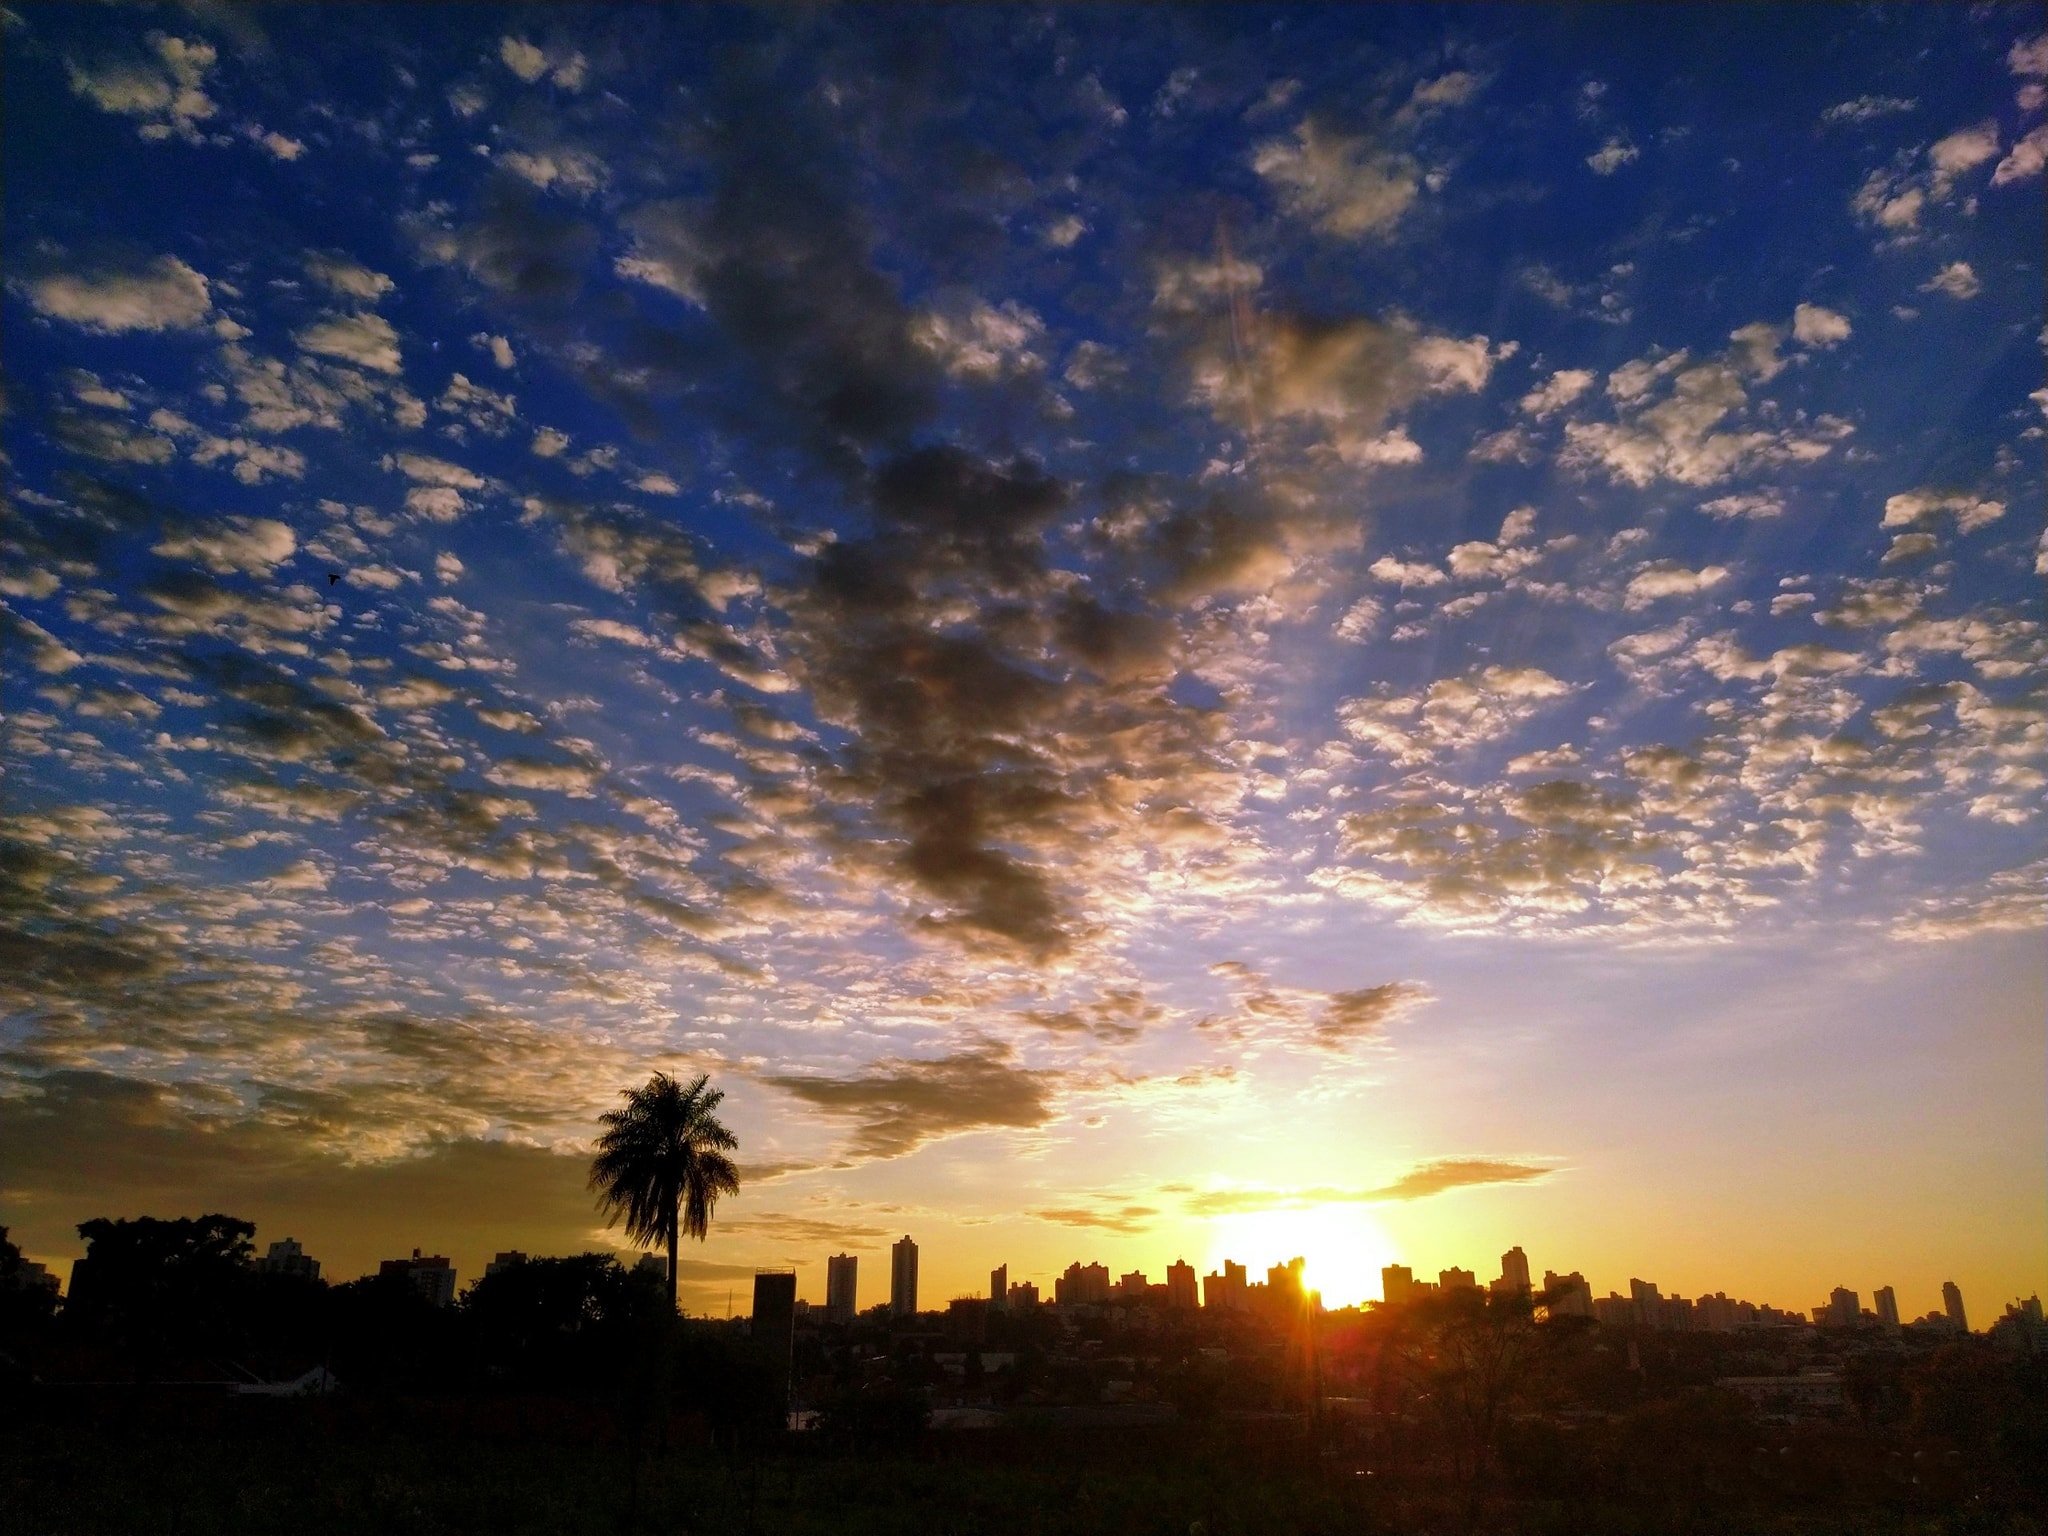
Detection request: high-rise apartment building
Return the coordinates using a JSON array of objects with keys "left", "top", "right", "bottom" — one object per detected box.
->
[
  {"left": 258, "top": 1237, "right": 321, "bottom": 1280},
  {"left": 1822, "top": 1286, "right": 1859, "bottom": 1328},
  {"left": 1165, "top": 1259, "right": 1198, "bottom": 1310},
  {"left": 1440, "top": 1267, "right": 1477, "bottom": 1293},
  {"left": 1496, "top": 1246, "right": 1531, "bottom": 1295},
  {"left": 1874, "top": 1285, "right": 1900, "bottom": 1330},
  {"left": 1629, "top": 1277, "right": 1662, "bottom": 1326},
  {"left": 379, "top": 1249, "right": 456, "bottom": 1307},
  {"left": 1056, "top": 1261, "right": 1112, "bottom": 1305},
  {"left": 1542, "top": 1270, "right": 1594, "bottom": 1318},
  {"left": 1007, "top": 1280, "right": 1039, "bottom": 1309},
  {"left": 1382, "top": 1264, "right": 1414, "bottom": 1306},
  {"left": 826, "top": 1252, "right": 858, "bottom": 1323},
  {"left": 890, "top": 1235, "right": 919, "bottom": 1318},
  {"left": 1942, "top": 1280, "right": 1968, "bottom": 1333},
  {"left": 752, "top": 1271, "right": 797, "bottom": 1367},
  {"left": 990, "top": 1263, "right": 1007, "bottom": 1310}
]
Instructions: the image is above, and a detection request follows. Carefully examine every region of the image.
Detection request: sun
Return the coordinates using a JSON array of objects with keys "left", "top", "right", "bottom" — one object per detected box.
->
[{"left": 1201, "top": 1205, "right": 1399, "bottom": 1309}]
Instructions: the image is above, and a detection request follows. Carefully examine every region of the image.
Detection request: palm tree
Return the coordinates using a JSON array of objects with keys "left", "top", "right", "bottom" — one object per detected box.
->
[{"left": 589, "top": 1071, "right": 741, "bottom": 1313}]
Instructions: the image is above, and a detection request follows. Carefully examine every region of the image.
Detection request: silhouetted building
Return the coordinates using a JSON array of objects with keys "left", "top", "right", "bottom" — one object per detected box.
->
[
  {"left": 258, "top": 1238, "right": 320, "bottom": 1280},
  {"left": 827, "top": 1253, "right": 858, "bottom": 1324},
  {"left": 990, "top": 1263, "right": 1007, "bottom": 1310},
  {"left": 1166, "top": 1259, "right": 1198, "bottom": 1310},
  {"left": 1007, "top": 1280, "right": 1039, "bottom": 1309},
  {"left": 484, "top": 1250, "right": 526, "bottom": 1277},
  {"left": 633, "top": 1253, "right": 666, "bottom": 1281},
  {"left": 1382, "top": 1264, "right": 1414, "bottom": 1306},
  {"left": 947, "top": 1296, "right": 988, "bottom": 1342},
  {"left": 1816, "top": 1287, "right": 1859, "bottom": 1328},
  {"left": 890, "top": 1235, "right": 919, "bottom": 1318},
  {"left": 1629, "top": 1277, "right": 1662, "bottom": 1326},
  {"left": 752, "top": 1270, "right": 797, "bottom": 1404},
  {"left": 1874, "top": 1285, "right": 1900, "bottom": 1330},
  {"left": 1056, "top": 1261, "right": 1111, "bottom": 1306},
  {"left": 1495, "top": 1246, "right": 1530, "bottom": 1296},
  {"left": 380, "top": 1250, "right": 455, "bottom": 1307},
  {"left": 1542, "top": 1269, "right": 1593, "bottom": 1318},
  {"left": 1943, "top": 1280, "right": 1968, "bottom": 1333},
  {"left": 1696, "top": 1292, "right": 1752, "bottom": 1331},
  {"left": 1440, "top": 1267, "right": 1476, "bottom": 1294},
  {"left": 1118, "top": 1269, "right": 1150, "bottom": 1300},
  {"left": 1594, "top": 1293, "right": 1636, "bottom": 1328},
  {"left": 1204, "top": 1260, "right": 1249, "bottom": 1311}
]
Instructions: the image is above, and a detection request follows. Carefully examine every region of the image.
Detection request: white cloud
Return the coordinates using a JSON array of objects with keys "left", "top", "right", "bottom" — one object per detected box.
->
[
  {"left": 391, "top": 452, "right": 486, "bottom": 490},
  {"left": 1586, "top": 136, "right": 1639, "bottom": 175},
  {"left": 26, "top": 256, "right": 211, "bottom": 333},
  {"left": 1821, "top": 96, "right": 1916, "bottom": 125},
  {"left": 304, "top": 252, "right": 394, "bottom": 303},
  {"left": 473, "top": 333, "right": 517, "bottom": 369},
  {"left": 1339, "top": 666, "right": 1576, "bottom": 764},
  {"left": 1625, "top": 561, "right": 1730, "bottom": 609},
  {"left": 499, "top": 36, "right": 548, "bottom": 83},
  {"left": 1992, "top": 123, "right": 2048, "bottom": 185},
  {"left": 499, "top": 148, "right": 608, "bottom": 196},
  {"left": 153, "top": 517, "right": 297, "bottom": 577},
  {"left": 1368, "top": 555, "right": 1446, "bottom": 588},
  {"left": 2011, "top": 33, "right": 2048, "bottom": 77},
  {"left": 910, "top": 300, "right": 1046, "bottom": 380},
  {"left": 532, "top": 428, "right": 570, "bottom": 458},
  {"left": 1918, "top": 262, "right": 1981, "bottom": 301},
  {"left": 1850, "top": 171, "right": 1925, "bottom": 231},
  {"left": 435, "top": 552, "right": 465, "bottom": 584},
  {"left": 296, "top": 312, "right": 403, "bottom": 374},
  {"left": 1882, "top": 488, "right": 2004, "bottom": 534},
  {"left": 1791, "top": 303, "right": 1852, "bottom": 347},
  {"left": 67, "top": 33, "right": 217, "bottom": 143},
  {"left": 1519, "top": 367, "right": 1595, "bottom": 418},
  {"left": 1043, "top": 215, "right": 1088, "bottom": 248},
  {"left": 1254, "top": 119, "right": 1420, "bottom": 238},
  {"left": 1698, "top": 492, "right": 1783, "bottom": 521},
  {"left": 499, "top": 36, "right": 586, "bottom": 90},
  {"left": 1928, "top": 122, "right": 2000, "bottom": 193},
  {"left": 254, "top": 129, "right": 305, "bottom": 161},
  {"left": 1335, "top": 597, "right": 1382, "bottom": 642}
]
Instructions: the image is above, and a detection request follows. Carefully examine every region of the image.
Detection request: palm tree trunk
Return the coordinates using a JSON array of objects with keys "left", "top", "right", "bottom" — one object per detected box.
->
[{"left": 667, "top": 1219, "right": 679, "bottom": 1314}]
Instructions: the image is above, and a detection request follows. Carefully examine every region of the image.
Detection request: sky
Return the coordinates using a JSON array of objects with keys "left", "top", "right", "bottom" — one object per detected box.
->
[{"left": 2, "top": 4, "right": 2042, "bottom": 1322}]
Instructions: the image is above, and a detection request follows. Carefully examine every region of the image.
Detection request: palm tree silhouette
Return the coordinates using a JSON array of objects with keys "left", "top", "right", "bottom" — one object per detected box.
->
[{"left": 589, "top": 1071, "right": 741, "bottom": 1314}]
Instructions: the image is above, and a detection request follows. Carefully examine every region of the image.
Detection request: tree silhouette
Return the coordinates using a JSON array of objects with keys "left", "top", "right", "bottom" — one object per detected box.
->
[{"left": 588, "top": 1071, "right": 740, "bottom": 1313}]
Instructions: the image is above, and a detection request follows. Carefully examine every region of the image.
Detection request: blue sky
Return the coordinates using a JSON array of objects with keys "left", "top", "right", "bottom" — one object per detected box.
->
[{"left": 2, "top": 4, "right": 2042, "bottom": 1314}]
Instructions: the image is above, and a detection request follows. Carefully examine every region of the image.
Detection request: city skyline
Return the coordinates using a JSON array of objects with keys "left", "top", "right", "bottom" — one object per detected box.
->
[{"left": 2, "top": 6, "right": 2042, "bottom": 1322}]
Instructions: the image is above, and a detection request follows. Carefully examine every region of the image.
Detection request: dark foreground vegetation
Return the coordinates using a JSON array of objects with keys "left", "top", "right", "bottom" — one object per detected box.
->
[{"left": 4, "top": 1221, "right": 2044, "bottom": 1534}]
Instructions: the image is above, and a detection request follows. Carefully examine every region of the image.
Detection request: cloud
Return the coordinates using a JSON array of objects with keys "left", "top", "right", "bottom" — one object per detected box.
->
[
  {"left": 1927, "top": 122, "right": 2000, "bottom": 194},
  {"left": 1821, "top": 96, "right": 1916, "bottom": 125},
  {"left": 500, "top": 35, "right": 586, "bottom": 90},
  {"left": 758, "top": 1043, "right": 1058, "bottom": 1161},
  {"left": 1791, "top": 303, "right": 1852, "bottom": 347},
  {"left": 25, "top": 256, "right": 212, "bottom": 333},
  {"left": 1917, "top": 262, "right": 1980, "bottom": 300},
  {"left": 153, "top": 517, "right": 298, "bottom": 576},
  {"left": 1882, "top": 488, "right": 2003, "bottom": 534},
  {"left": 1253, "top": 118, "right": 1420, "bottom": 238},
  {"left": 304, "top": 252, "right": 395, "bottom": 302},
  {"left": 1698, "top": 493, "right": 1783, "bottom": 520},
  {"left": 296, "top": 312, "right": 404, "bottom": 374},
  {"left": 1181, "top": 1158, "right": 1556, "bottom": 1216},
  {"left": 1562, "top": 331, "right": 1852, "bottom": 487},
  {"left": 1519, "top": 368, "right": 1595, "bottom": 419},
  {"left": 500, "top": 148, "right": 609, "bottom": 197},
  {"left": 1992, "top": 123, "right": 2048, "bottom": 185},
  {"left": 1586, "top": 136, "right": 1639, "bottom": 175},
  {"left": 1031, "top": 1204, "right": 1159, "bottom": 1233},
  {"left": 67, "top": 33, "right": 218, "bottom": 143},
  {"left": 909, "top": 299, "right": 1047, "bottom": 381},
  {"left": 1340, "top": 666, "right": 1577, "bottom": 765},
  {"left": 1625, "top": 561, "right": 1730, "bottom": 609}
]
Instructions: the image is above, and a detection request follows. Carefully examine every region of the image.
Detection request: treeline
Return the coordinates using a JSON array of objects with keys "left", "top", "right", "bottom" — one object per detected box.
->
[{"left": 0, "top": 1217, "right": 792, "bottom": 1440}]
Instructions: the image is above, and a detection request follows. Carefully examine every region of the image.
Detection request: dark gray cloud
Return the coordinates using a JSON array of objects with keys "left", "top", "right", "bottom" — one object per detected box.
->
[{"left": 758, "top": 1042, "right": 1059, "bottom": 1161}]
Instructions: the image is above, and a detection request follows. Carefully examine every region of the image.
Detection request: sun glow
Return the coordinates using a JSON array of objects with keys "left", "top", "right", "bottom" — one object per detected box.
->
[{"left": 1202, "top": 1205, "right": 1399, "bottom": 1309}]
